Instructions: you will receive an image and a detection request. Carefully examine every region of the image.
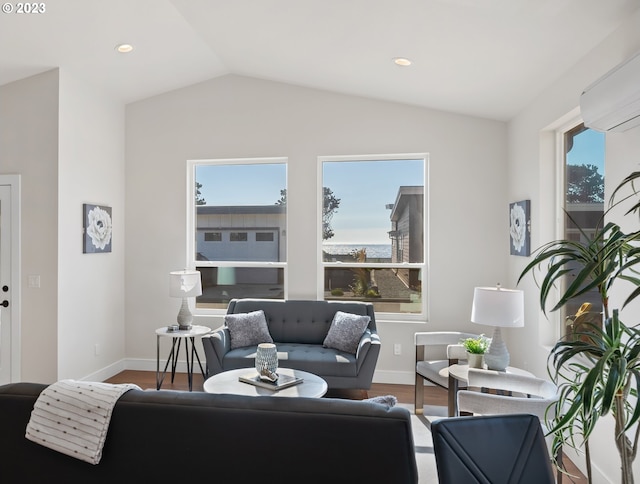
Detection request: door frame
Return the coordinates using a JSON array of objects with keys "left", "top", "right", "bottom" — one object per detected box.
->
[{"left": 0, "top": 174, "right": 21, "bottom": 382}]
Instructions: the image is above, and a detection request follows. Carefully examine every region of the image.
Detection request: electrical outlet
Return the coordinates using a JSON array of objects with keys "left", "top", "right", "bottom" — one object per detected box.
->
[
  {"left": 393, "top": 343, "right": 401, "bottom": 355},
  {"left": 94, "top": 344, "right": 100, "bottom": 356}
]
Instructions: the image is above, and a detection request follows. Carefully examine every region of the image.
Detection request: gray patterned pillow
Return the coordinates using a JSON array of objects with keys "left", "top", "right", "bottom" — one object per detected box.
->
[
  {"left": 364, "top": 395, "right": 398, "bottom": 407},
  {"left": 323, "top": 311, "right": 371, "bottom": 354},
  {"left": 225, "top": 310, "right": 273, "bottom": 350}
]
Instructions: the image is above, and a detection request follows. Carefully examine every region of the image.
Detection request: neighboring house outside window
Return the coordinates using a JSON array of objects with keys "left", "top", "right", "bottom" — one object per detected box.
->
[
  {"left": 320, "top": 154, "right": 427, "bottom": 319},
  {"left": 389, "top": 186, "right": 424, "bottom": 290},
  {"left": 189, "top": 159, "right": 287, "bottom": 310}
]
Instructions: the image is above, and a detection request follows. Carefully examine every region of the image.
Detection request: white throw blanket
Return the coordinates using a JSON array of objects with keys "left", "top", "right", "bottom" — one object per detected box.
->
[{"left": 25, "top": 379, "right": 140, "bottom": 464}]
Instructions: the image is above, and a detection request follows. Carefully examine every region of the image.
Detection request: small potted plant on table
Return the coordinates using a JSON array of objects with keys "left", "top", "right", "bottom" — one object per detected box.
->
[{"left": 461, "top": 335, "right": 490, "bottom": 368}]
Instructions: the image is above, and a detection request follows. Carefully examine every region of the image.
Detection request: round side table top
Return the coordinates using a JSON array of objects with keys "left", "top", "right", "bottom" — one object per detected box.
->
[
  {"left": 203, "top": 367, "right": 328, "bottom": 398},
  {"left": 441, "top": 363, "right": 534, "bottom": 383},
  {"left": 155, "top": 325, "right": 211, "bottom": 338}
]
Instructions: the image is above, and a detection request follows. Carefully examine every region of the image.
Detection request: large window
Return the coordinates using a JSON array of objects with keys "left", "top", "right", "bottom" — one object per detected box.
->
[
  {"left": 561, "top": 124, "right": 605, "bottom": 334},
  {"left": 189, "top": 159, "right": 287, "bottom": 309},
  {"left": 320, "top": 155, "right": 427, "bottom": 317}
]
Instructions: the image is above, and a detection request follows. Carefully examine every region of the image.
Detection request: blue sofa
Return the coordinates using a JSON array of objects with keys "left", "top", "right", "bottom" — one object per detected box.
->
[
  {"left": 0, "top": 382, "right": 417, "bottom": 483},
  {"left": 202, "top": 298, "right": 381, "bottom": 390}
]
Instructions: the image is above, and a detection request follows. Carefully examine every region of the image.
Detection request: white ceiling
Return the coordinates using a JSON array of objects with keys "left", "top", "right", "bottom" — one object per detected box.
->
[{"left": 1, "top": 0, "right": 639, "bottom": 121}]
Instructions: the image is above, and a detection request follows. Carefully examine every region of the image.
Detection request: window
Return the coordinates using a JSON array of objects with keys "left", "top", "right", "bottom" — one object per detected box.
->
[
  {"left": 256, "top": 232, "right": 274, "bottom": 242},
  {"left": 230, "top": 232, "right": 248, "bottom": 242},
  {"left": 189, "top": 158, "right": 287, "bottom": 310},
  {"left": 319, "top": 155, "right": 427, "bottom": 318},
  {"left": 561, "top": 124, "right": 605, "bottom": 334}
]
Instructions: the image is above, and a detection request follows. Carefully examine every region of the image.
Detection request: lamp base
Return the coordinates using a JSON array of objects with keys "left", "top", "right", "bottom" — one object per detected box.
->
[
  {"left": 176, "top": 297, "right": 193, "bottom": 331},
  {"left": 484, "top": 327, "right": 510, "bottom": 371}
]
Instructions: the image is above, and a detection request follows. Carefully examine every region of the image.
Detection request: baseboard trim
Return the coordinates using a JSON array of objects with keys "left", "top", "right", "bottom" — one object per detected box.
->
[
  {"left": 88, "top": 360, "right": 416, "bottom": 387},
  {"left": 373, "top": 370, "right": 415, "bottom": 385},
  {"left": 81, "top": 360, "right": 127, "bottom": 382}
]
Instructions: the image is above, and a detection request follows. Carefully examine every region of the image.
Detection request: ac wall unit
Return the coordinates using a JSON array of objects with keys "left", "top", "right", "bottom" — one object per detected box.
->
[{"left": 580, "top": 50, "right": 640, "bottom": 132}]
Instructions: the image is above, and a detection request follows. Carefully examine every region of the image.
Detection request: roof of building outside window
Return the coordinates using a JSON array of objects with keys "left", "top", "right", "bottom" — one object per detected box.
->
[
  {"left": 389, "top": 186, "right": 424, "bottom": 221},
  {"left": 197, "top": 205, "right": 285, "bottom": 215}
]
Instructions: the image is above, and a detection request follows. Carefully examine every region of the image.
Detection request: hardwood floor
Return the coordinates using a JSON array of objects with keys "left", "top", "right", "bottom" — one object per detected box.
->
[
  {"left": 105, "top": 370, "right": 586, "bottom": 482},
  {"left": 106, "top": 370, "right": 435, "bottom": 402}
]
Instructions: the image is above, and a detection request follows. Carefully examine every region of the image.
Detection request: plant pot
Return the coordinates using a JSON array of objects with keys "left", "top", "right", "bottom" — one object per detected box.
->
[{"left": 467, "top": 352, "right": 484, "bottom": 369}]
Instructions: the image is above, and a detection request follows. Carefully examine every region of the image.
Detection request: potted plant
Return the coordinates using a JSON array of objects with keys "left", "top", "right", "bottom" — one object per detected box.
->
[
  {"left": 518, "top": 171, "right": 640, "bottom": 484},
  {"left": 460, "top": 334, "right": 490, "bottom": 368}
]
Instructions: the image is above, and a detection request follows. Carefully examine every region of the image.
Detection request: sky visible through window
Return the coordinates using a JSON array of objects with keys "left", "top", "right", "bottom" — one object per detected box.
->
[
  {"left": 323, "top": 159, "right": 424, "bottom": 245},
  {"left": 196, "top": 159, "right": 424, "bottom": 246},
  {"left": 566, "top": 128, "right": 605, "bottom": 175},
  {"left": 196, "top": 164, "right": 286, "bottom": 205}
]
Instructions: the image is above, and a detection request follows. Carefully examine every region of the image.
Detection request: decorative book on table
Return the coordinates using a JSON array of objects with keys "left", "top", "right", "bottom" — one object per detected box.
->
[{"left": 239, "top": 372, "right": 304, "bottom": 391}]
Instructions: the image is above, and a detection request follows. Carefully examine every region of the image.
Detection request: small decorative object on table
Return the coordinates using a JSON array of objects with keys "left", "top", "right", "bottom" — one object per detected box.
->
[
  {"left": 460, "top": 334, "right": 490, "bottom": 369},
  {"left": 255, "top": 343, "right": 278, "bottom": 380}
]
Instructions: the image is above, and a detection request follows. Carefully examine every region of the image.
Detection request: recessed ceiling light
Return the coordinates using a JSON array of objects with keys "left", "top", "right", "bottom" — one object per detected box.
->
[
  {"left": 115, "top": 44, "right": 134, "bottom": 53},
  {"left": 392, "top": 57, "right": 412, "bottom": 67}
]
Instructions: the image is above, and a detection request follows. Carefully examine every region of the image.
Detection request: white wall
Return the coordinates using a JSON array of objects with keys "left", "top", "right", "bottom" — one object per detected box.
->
[
  {"left": 507, "top": 9, "right": 640, "bottom": 482},
  {"left": 0, "top": 70, "right": 59, "bottom": 383},
  {"left": 0, "top": 68, "right": 127, "bottom": 383},
  {"left": 125, "top": 75, "right": 508, "bottom": 381},
  {"left": 57, "top": 71, "right": 127, "bottom": 381}
]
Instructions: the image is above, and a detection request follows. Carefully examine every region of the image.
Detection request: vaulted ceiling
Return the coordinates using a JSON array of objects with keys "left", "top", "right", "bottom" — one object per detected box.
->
[{"left": 1, "top": 0, "right": 638, "bottom": 120}]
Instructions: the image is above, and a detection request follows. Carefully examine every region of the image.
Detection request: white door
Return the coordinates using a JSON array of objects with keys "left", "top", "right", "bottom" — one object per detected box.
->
[{"left": 0, "top": 177, "right": 19, "bottom": 384}]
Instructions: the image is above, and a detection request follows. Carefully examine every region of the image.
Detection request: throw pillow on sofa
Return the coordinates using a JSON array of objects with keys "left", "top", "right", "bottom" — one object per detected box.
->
[
  {"left": 364, "top": 395, "right": 398, "bottom": 407},
  {"left": 323, "top": 311, "right": 370, "bottom": 354},
  {"left": 225, "top": 310, "right": 274, "bottom": 350}
]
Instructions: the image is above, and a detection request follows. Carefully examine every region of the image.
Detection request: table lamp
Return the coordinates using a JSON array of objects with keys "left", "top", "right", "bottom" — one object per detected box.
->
[
  {"left": 470, "top": 284, "right": 524, "bottom": 371},
  {"left": 169, "top": 270, "right": 202, "bottom": 330}
]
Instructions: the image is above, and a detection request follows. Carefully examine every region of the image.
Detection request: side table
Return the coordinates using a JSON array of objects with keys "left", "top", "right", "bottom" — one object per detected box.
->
[
  {"left": 156, "top": 325, "right": 210, "bottom": 391},
  {"left": 440, "top": 363, "right": 534, "bottom": 417}
]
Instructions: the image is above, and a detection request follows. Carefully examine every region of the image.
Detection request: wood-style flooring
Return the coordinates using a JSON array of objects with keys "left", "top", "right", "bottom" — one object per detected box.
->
[{"left": 105, "top": 370, "right": 586, "bottom": 482}]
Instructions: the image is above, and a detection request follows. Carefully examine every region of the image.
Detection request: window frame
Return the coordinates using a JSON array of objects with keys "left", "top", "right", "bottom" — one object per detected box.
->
[
  {"left": 187, "top": 157, "right": 288, "bottom": 314},
  {"left": 316, "top": 153, "right": 429, "bottom": 322},
  {"left": 554, "top": 118, "right": 605, "bottom": 339}
]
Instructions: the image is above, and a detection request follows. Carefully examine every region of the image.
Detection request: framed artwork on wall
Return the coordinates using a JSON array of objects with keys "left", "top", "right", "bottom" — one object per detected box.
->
[
  {"left": 83, "top": 203, "right": 112, "bottom": 253},
  {"left": 509, "top": 200, "right": 530, "bottom": 256}
]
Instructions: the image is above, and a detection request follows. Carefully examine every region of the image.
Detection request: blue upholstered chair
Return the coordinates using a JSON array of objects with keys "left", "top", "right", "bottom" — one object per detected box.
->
[{"left": 432, "top": 413, "right": 555, "bottom": 484}]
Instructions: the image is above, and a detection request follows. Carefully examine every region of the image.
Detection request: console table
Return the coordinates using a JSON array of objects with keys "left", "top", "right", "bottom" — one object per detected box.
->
[
  {"left": 440, "top": 363, "right": 534, "bottom": 417},
  {"left": 156, "top": 325, "right": 210, "bottom": 391}
]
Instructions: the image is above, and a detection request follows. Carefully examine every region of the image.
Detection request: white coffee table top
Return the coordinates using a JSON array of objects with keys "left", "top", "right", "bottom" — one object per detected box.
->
[{"left": 203, "top": 368, "right": 328, "bottom": 398}]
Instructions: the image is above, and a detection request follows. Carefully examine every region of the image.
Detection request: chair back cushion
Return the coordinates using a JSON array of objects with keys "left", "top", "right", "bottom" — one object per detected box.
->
[
  {"left": 431, "top": 414, "right": 555, "bottom": 484},
  {"left": 226, "top": 298, "right": 376, "bottom": 344}
]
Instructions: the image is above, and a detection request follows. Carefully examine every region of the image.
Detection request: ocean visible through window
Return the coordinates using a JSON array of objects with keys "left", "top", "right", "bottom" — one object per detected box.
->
[{"left": 323, "top": 243, "right": 392, "bottom": 260}]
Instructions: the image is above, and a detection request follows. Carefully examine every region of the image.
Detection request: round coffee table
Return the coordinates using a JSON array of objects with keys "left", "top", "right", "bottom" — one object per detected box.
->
[{"left": 203, "top": 368, "right": 328, "bottom": 398}]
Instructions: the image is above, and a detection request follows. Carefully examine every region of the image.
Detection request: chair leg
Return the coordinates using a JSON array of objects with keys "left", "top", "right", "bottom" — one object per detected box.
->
[{"left": 415, "top": 373, "right": 424, "bottom": 414}]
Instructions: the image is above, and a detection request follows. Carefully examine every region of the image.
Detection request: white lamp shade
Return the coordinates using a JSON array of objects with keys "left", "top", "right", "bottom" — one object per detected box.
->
[
  {"left": 471, "top": 286, "right": 524, "bottom": 328},
  {"left": 169, "top": 270, "right": 202, "bottom": 298}
]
